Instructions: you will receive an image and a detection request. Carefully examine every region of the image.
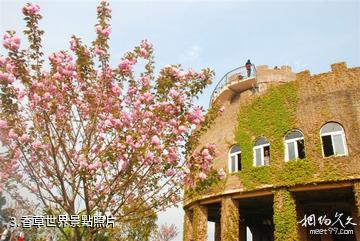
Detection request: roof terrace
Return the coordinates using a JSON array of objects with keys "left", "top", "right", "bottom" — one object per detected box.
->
[{"left": 210, "top": 64, "right": 257, "bottom": 104}]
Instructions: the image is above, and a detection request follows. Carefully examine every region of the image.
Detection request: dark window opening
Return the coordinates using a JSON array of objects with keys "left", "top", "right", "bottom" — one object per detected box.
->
[
  {"left": 322, "top": 135, "right": 334, "bottom": 157},
  {"left": 297, "top": 139, "right": 305, "bottom": 159},
  {"left": 237, "top": 153, "right": 242, "bottom": 171}
]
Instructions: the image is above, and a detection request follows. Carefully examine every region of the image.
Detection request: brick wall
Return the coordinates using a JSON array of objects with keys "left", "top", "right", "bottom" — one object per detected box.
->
[{"left": 195, "top": 62, "right": 360, "bottom": 195}]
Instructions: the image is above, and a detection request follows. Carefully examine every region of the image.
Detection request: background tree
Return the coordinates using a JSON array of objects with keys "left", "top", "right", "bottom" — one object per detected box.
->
[
  {"left": 0, "top": 1, "right": 225, "bottom": 240},
  {"left": 154, "top": 223, "right": 178, "bottom": 241}
]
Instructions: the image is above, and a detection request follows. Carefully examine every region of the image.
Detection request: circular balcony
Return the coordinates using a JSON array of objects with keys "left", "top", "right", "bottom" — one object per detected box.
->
[{"left": 210, "top": 64, "right": 257, "bottom": 104}]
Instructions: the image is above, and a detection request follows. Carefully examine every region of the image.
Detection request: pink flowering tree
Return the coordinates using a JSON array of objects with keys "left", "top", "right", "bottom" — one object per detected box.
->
[
  {"left": 155, "top": 223, "right": 178, "bottom": 241},
  {"left": 0, "top": 1, "right": 225, "bottom": 240}
]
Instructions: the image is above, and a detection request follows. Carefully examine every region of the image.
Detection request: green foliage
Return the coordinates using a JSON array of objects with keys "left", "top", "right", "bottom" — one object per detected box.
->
[
  {"left": 275, "top": 159, "right": 314, "bottom": 186},
  {"left": 233, "top": 82, "right": 357, "bottom": 192},
  {"left": 238, "top": 166, "right": 273, "bottom": 190},
  {"left": 184, "top": 174, "right": 227, "bottom": 204},
  {"left": 235, "top": 82, "right": 298, "bottom": 170},
  {"left": 273, "top": 189, "right": 299, "bottom": 241},
  {"left": 231, "top": 82, "right": 359, "bottom": 241},
  {"left": 117, "top": 214, "right": 157, "bottom": 241}
]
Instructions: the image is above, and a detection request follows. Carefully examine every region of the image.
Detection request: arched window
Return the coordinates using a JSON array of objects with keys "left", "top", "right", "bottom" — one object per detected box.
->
[
  {"left": 229, "top": 145, "right": 241, "bottom": 173},
  {"left": 284, "top": 130, "right": 305, "bottom": 161},
  {"left": 253, "top": 137, "right": 270, "bottom": 166},
  {"left": 320, "top": 122, "right": 348, "bottom": 157}
]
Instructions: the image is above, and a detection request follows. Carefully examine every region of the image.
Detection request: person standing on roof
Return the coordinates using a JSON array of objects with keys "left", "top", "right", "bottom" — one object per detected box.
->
[{"left": 245, "top": 59, "right": 252, "bottom": 77}]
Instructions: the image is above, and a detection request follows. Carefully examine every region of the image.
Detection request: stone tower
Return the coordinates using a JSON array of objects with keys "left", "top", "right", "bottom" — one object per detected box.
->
[{"left": 183, "top": 62, "right": 360, "bottom": 241}]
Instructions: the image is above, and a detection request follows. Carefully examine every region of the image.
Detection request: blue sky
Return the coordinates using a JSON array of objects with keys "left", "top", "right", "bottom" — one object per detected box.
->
[{"left": 1, "top": 0, "right": 359, "bottom": 240}]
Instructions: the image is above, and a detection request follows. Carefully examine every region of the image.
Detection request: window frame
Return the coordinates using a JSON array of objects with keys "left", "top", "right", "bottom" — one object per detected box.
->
[
  {"left": 228, "top": 145, "right": 241, "bottom": 173},
  {"left": 320, "top": 129, "right": 348, "bottom": 157},
  {"left": 253, "top": 142, "right": 270, "bottom": 167},
  {"left": 284, "top": 130, "right": 305, "bottom": 162}
]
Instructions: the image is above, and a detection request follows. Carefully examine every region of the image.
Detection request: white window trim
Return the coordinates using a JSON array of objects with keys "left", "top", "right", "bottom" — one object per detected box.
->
[
  {"left": 253, "top": 143, "right": 269, "bottom": 167},
  {"left": 320, "top": 130, "right": 348, "bottom": 157},
  {"left": 284, "top": 137, "right": 304, "bottom": 162},
  {"left": 228, "top": 150, "right": 241, "bottom": 173}
]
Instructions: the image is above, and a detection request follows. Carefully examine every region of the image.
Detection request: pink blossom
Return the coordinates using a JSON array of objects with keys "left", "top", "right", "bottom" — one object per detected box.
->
[
  {"left": 199, "top": 172, "right": 207, "bottom": 181},
  {"left": 43, "top": 92, "right": 51, "bottom": 101},
  {"left": 140, "top": 40, "right": 152, "bottom": 49},
  {"left": 218, "top": 168, "right": 226, "bottom": 180},
  {"left": 95, "top": 46, "right": 105, "bottom": 56},
  {"left": 187, "top": 107, "right": 205, "bottom": 125},
  {"left": 171, "top": 67, "right": 180, "bottom": 77},
  {"left": 118, "top": 59, "right": 133, "bottom": 75},
  {"left": 178, "top": 125, "right": 187, "bottom": 134},
  {"left": 197, "top": 70, "right": 206, "bottom": 79},
  {"left": 11, "top": 162, "right": 20, "bottom": 172},
  {"left": 126, "top": 135, "right": 133, "bottom": 144},
  {"left": 8, "top": 129, "right": 18, "bottom": 139},
  {"left": 0, "top": 72, "right": 12, "bottom": 83},
  {"left": 111, "top": 84, "right": 121, "bottom": 95},
  {"left": 219, "top": 105, "right": 225, "bottom": 113},
  {"left": 169, "top": 88, "right": 179, "bottom": 98},
  {"left": 178, "top": 94, "right": 185, "bottom": 104},
  {"left": 96, "top": 25, "right": 111, "bottom": 38},
  {"left": 206, "top": 143, "right": 217, "bottom": 151},
  {"left": 151, "top": 135, "right": 160, "bottom": 146},
  {"left": 118, "top": 159, "right": 128, "bottom": 171},
  {"left": 32, "top": 140, "right": 42, "bottom": 149},
  {"left": 201, "top": 148, "right": 209, "bottom": 157},
  {"left": 0, "top": 56, "right": 6, "bottom": 67},
  {"left": 141, "top": 92, "right": 153, "bottom": 103},
  {"left": 6, "top": 63, "right": 15, "bottom": 73},
  {"left": 23, "top": 3, "right": 40, "bottom": 15},
  {"left": 19, "top": 134, "right": 30, "bottom": 143},
  {"left": 79, "top": 161, "right": 88, "bottom": 169},
  {"left": 140, "top": 76, "right": 150, "bottom": 87},
  {"left": 3, "top": 33, "right": 21, "bottom": 51},
  {"left": 139, "top": 48, "right": 149, "bottom": 58},
  {"left": 145, "top": 152, "right": 154, "bottom": 162},
  {"left": 88, "top": 161, "right": 101, "bottom": 171},
  {"left": 0, "top": 120, "right": 7, "bottom": 129},
  {"left": 69, "top": 38, "right": 77, "bottom": 51},
  {"left": 110, "top": 118, "right": 122, "bottom": 128},
  {"left": 204, "top": 154, "right": 213, "bottom": 161},
  {"left": 95, "top": 183, "right": 103, "bottom": 190},
  {"left": 104, "top": 119, "right": 112, "bottom": 128},
  {"left": 166, "top": 169, "right": 175, "bottom": 177},
  {"left": 171, "top": 128, "right": 178, "bottom": 135}
]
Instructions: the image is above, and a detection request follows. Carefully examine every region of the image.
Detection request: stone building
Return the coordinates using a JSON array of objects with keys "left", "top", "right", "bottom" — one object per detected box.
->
[{"left": 183, "top": 62, "right": 360, "bottom": 241}]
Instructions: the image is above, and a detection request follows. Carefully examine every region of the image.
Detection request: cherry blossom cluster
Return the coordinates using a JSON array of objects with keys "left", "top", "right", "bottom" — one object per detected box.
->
[
  {"left": 3, "top": 32, "right": 21, "bottom": 51},
  {"left": 22, "top": 3, "right": 40, "bottom": 16},
  {"left": 0, "top": 1, "right": 223, "bottom": 236}
]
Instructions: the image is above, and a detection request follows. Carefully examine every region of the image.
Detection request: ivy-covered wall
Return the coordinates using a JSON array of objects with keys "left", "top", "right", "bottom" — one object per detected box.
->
[
  {"left": 220, "top": 197, "right": 239, "bottom": 241},
  {"left": 185, "top": 64, "right": 360, "bottom": 204},
  {"left": 273, "top": 189, "right": 299, "bottom": 241},
  {"left": 236, "top": 82, "right": 298, "bottom": 170},
  {"left": 234, "top": 78, "right": 360, "bottom": 191},
  {"left": 183, "top": 63, "right": 360, "bottom": 241},
  {"left": 192, "top": 204, "right": 208, "bottom": 241}
]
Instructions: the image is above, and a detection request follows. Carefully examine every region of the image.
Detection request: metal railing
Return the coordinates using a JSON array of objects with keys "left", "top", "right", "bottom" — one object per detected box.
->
[{"left": 210, "top": 64, "right": 257, "bottom": 104}]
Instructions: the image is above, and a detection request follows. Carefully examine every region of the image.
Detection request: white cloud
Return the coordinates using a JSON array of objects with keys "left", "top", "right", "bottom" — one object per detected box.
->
[{"left": 178, "top": 44, "right": 202, "bottom": 63}]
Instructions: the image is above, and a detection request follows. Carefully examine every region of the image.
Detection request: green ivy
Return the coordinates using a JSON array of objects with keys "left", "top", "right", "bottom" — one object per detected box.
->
[
  {"left": 235, "top": 82, "right": 298, "bottom": 170},
  {"left": 233, "top": 82, "right": 359, "bottom": 190},
  {"left": 273, "top": 189, "right": 299, "bottom": 241},
  {"left": 185, "top": 80, "right": 360, "bottom": 241}
]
